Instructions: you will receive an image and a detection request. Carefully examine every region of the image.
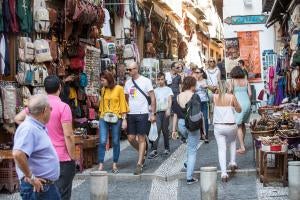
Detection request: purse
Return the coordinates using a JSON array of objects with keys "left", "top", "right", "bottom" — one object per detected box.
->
[{"left": 101, "top": 89, "right": 118, "bottom": 123}]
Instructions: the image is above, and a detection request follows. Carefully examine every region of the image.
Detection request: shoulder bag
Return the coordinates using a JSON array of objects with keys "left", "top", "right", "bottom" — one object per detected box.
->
[
  {"left": 102, "top": 88, "right": 118, "bottom": 123},
  {"left": 132, "top": 79, "right": 151, "bottom": 105}
]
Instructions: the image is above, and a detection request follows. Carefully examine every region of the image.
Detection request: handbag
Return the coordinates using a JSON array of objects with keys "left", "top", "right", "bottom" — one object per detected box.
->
[
  {"left": 102, "top": 88, "right": 118, "bottom": 123},
  {"left": 132, "top": 79, "right": 151, "bottom": 105}
]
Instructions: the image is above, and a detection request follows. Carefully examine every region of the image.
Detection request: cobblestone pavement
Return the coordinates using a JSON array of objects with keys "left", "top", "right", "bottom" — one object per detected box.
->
[{"left": 0, "top": 113, "right": 290, "bottom": 199}]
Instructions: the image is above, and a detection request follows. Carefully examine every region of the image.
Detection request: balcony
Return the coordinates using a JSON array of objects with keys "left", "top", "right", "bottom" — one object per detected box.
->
[
  {"left": 155, "top": 0, "right": 182, "bottom": 19},
  {"left": 182, "top": 0, "right": 206, "bottom": 20}
]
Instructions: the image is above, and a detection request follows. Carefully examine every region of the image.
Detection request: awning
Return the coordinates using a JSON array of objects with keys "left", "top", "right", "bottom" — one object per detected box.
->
[{"left": 265, "top": 0, "right": 293, "bottom": 28}]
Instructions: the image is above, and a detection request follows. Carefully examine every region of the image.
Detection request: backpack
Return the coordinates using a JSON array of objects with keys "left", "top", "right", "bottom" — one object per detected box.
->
[
  {"left": 16, "top": 62, "right": 34, "bottom": 85},
  {"left": 34, "top": 0, "right": 50, "bottom": 33},
  {"left": 18, "top": 37, "right": 35, "bottom": 62},
  {"left": 32, "top": 64, "right": 48, "bottom": 86},
  {"left": 185, "top": 94, "right": 203, "bottom": 131},
  {"left": 34, "top": 39, "right": 52, "bottom": 63},
  {"left": 123, "top": 44, "right": 136, "bottom": 59}
]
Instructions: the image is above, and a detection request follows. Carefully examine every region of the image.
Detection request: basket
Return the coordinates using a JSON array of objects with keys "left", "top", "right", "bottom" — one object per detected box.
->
[
  {"left": 251, "top": 129, "right": 275, "bottom": 137},
  {"left": 258, "top": 106, "right": 281, "bottom": 115},
  {"left": 0, "top": 159, "right": 19, "bottom": 193}
]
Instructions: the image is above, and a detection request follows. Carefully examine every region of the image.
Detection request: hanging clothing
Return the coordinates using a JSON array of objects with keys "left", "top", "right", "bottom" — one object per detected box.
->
[
  {"left": 17, "top": 0, "right": 33, "bottom": 33},
  {"left": 0, "top": 35, "right": 6, "bottom": 75},
  {"left": 3, "top": 0, "right": 11, "bottom": 32},
  {"left": 4, "top": 35, "right": 9, "bottom": 75},
  {"left": 0, "top": 0, "right": 4, "bottom": 32},
  {"left": 268, "top": 66, "right": 275, "bottom": 94},
  {"left": 101, "top": 8, "right": 112, "bottom": 37},
  {"left": 275, "top": 77, "right": 285, "bottom": 105},
  {"left": 9, "top": 0, "right": 19, "bottom": 33}
]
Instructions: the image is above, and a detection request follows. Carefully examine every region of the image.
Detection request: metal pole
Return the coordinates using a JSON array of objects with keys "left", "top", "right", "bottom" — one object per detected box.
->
[
  {"left": 288, "top": 161, "right": 300, "bottom": 200},
  {"left": 90, "top": 171, "right": 108, "bottom": 200},
  {"left": 200, "top": 166, "right": 217, "bottom": 200}
]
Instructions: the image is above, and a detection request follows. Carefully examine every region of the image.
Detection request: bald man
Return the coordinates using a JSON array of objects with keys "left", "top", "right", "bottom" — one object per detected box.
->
[
  {"left": 124, "top": 62, "right": 156, "bottom": 175},
  {"left": 13, "top": 94, "right": 60, "bottom": 199}
]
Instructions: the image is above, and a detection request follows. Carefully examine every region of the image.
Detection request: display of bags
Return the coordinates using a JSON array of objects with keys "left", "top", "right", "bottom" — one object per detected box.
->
[{"left": 34, "top": 39, "right": 52, "bottom": 63}]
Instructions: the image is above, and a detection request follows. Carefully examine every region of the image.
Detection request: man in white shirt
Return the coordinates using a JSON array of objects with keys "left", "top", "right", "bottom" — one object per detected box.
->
[{"left": 124, "top": 62, "right": 156, "bottom": 175}]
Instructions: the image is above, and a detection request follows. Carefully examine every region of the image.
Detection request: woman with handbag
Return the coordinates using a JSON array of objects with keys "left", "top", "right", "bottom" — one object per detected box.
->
[{"left": 98, "top": 71, "right": 129, "bottom": 173}]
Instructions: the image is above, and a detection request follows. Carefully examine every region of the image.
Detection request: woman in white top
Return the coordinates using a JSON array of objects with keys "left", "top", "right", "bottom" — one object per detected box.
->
[{"left": 213, "top": 80, "right": 241, "bottom": 182}]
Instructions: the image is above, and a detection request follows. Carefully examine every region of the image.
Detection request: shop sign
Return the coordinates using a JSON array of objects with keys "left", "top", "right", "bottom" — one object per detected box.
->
[{"left": 224, "top": 15, "right": 268, "bottom": 25}]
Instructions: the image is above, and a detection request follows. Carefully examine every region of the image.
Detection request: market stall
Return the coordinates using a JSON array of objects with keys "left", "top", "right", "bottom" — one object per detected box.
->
[{"left": 251, "top": 104, "right": 300, "bottom": 186}]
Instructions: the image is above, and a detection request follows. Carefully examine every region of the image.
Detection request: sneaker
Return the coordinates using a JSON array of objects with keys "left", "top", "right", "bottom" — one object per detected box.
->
[
  {"left": 204, "top": 139, "right": 209, "bottom": 143},
  {"left": 187, "top": 178, "right": 199, "bottom": 185},
  {"left": 134, "top": 164, "right": 143, "bottom": 175},
  {"left": 148, "top": 150, "right": 158, "bottom": 159},
  {"left": 163, "top": 149, "right": 170, "bottom": 155}
]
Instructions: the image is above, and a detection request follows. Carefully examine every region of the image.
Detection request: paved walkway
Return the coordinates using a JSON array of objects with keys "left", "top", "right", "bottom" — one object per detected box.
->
[{"left": 0, "top": 114, "right": 290, "bottom": 199}]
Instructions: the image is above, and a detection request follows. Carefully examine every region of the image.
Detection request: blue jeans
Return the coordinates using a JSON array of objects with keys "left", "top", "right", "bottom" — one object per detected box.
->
[
  {"left": 20, "top": 180, "right": 60, "bottom": 200},
  {"left": 201, "top": 101, "right": 209, "bottom": 137},
  {"left": 98, "top": 119, "right": 122, "bottom": 163},
  {"left": 178, "top": 119, "right": 200, "bottom": 180}
]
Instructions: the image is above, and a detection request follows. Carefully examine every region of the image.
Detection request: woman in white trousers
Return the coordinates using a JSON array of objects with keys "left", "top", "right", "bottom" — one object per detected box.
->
[{"left": 213, "top": 81, "right": 241, "bottom": 182}]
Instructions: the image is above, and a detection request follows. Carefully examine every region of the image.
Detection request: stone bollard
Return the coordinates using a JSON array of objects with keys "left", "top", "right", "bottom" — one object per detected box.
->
[
  {"left": 288, "top": 161, "right": 300, "bottom": 200},
  {"left": 200, "top": 166, "right": 217, "bottom": 200},
  {"left": 90, "top": 171, "right": 108, "bottom": 200}
]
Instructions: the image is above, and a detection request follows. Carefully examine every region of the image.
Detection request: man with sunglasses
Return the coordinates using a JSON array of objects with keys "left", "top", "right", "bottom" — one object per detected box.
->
[
  {"left": 124, "top": 62, "right": 156, "bottom": 175},
  {"left": 13, "top": 94, "right": 60, "bottom": 199},
  {"left": 205, "top": 58, "right": 220, "bottom": 123},
  {"left": 15, "top": 75, "right": 75, "bottom": 200}
]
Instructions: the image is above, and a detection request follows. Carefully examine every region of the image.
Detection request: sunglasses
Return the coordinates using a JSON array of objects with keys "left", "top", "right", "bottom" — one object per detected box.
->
[
  {"left": 209, "top": 61, "right": 215, "bottom": 63},
  {"left": 126, "top": 68, "right": 136, "bottom": 72},
  {"left": 194, "top": 71, "right": 201, "bottom": 74}
]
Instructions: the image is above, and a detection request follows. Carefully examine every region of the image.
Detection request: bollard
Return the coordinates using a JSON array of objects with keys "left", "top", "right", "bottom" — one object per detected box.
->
[
  {"left": 288, "top": 161, "right": 300, "bottom": 200},
  {"left": 200, "top": 166, "right": 217, "bottom": 200},
  {"left": 90, "top": 171, "right": 108, "bottom": 200}
]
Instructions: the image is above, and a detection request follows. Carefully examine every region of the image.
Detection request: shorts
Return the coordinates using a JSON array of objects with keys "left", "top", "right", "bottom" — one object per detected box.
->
[{"left": 127, "top": 114, "right": 151, "bottom": 135}]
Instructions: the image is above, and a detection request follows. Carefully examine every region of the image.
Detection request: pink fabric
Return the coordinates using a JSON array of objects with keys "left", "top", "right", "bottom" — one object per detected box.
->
[
  {"left": 47, "top": 95, "right": 73, "bottom": 161},
  {"left": 268, "top": 67, "right": 275, "bottom": 94}
]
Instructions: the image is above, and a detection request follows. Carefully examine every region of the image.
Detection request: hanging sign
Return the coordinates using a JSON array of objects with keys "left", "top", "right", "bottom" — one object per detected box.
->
[{"left": 224, "top": 15, "right": 268, "bottom": 25}]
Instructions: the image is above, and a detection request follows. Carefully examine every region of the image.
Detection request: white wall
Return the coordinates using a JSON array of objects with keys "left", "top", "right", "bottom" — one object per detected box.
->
[{"left": 223, "top": 0, "right": 275, "bottom": 99}]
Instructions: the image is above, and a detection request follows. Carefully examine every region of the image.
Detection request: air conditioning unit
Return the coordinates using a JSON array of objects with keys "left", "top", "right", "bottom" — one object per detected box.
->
[{"left": 244, "top": 0, "right": 252, "bottom": 7}]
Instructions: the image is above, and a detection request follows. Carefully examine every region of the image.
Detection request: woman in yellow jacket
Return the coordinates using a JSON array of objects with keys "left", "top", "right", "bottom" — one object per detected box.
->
[{"left": 98, "top": 71, "right": 129, "bottom": 173}]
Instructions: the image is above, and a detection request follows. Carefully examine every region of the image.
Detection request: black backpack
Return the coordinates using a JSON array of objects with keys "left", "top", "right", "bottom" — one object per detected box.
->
[{"left": 185, "top": 94, "right": 203, "bottom": 131}]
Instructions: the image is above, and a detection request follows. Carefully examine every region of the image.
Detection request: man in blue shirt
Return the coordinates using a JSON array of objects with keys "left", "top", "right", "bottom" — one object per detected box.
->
[{"left": 13, "top": 94, "right": 60, "bottom": 200}]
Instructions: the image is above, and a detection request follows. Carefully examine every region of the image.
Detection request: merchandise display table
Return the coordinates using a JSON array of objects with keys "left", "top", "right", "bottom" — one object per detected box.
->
[{"left": 259, "top": 150, "right": 288, "bottom": 187}]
